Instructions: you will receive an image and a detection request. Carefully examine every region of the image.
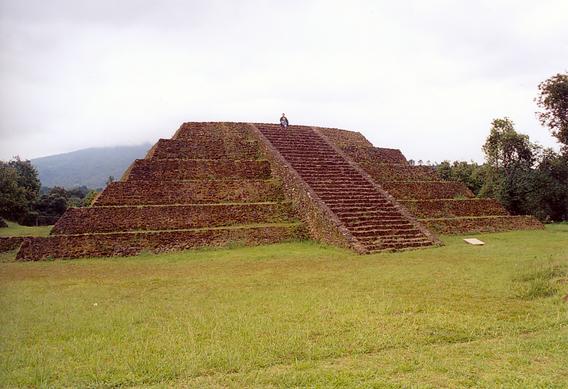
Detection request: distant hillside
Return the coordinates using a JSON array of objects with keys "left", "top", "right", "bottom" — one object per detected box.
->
[{"left": 32, "top": 144, "right": 152, "bottom": 189}]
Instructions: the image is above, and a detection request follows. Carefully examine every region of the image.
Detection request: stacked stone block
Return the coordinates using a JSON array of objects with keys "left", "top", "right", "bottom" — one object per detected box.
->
[
  {"left": 17, "top": 122, "right": 305, "bottom": 260},
  {"left": 317, "top": 128, "right": 543, "bottom": 234},
  {"left": 253, "top": 124, "right": 438, "bottom": 253}
]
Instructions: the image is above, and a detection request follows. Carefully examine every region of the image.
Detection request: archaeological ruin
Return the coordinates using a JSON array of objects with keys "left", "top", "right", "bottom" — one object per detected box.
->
[{"left": 13, "top": 122, "right": 543, "bottom": 260}]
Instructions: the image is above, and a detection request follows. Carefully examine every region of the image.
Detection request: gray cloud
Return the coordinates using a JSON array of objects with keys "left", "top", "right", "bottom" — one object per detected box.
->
[{"left": 1, "top": 0, "right": 567, "bottom": 162}]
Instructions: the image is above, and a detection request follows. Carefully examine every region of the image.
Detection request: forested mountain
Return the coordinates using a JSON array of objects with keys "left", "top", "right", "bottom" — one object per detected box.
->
[{"left": 31, "top": 144, "right": 151, "bottom": 189}]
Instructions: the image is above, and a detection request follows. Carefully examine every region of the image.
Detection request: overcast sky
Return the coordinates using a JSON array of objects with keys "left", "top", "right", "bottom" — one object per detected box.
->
[{"left": 1, "top": 0, "right": 567, "bottom": 162}]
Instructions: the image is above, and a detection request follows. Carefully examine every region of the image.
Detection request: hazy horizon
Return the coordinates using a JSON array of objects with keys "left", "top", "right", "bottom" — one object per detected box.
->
[{"left": 1, "top": 0, "right": 567, "bottom": 162}]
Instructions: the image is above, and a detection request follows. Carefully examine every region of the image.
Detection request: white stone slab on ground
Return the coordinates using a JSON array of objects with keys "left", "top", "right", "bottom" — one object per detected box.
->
[{"left": 464, "top": 238, "right": 485, "bottom": 245}]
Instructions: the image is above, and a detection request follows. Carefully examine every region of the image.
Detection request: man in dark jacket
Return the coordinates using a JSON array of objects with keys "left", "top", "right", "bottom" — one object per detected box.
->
[{"left": 280, "top": 113, "right": 289, "bottom": 129}]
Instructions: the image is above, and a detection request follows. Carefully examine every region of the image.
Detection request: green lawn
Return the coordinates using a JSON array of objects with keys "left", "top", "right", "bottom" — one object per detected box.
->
[
  {"left": 0, "top": 221, "right": 52, "bottom": 237},
  {"left": 1, "top": 225, "right": 567, "bottom": 388}
]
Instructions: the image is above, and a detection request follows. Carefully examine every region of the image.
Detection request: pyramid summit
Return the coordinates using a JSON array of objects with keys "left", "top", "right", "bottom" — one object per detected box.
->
[{"left": 16, "top": 122, "right": 542, "bottom": 260}]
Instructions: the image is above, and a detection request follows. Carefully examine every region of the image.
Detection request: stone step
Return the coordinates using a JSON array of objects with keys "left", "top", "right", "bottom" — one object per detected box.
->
[
  {"left": 399, "top": 198, "right": 509, "bottom": 218},
  {"left": 95, "top": 179, "right": 284, "bottom": 206},
  {"left": 305, "top": 180, "right": 371, "bottom": 187},
  {"left": 150, "top": 138, "right": 260, "bottom": 160},
  {"left": 173, "top": 122, "right": 253, "bottom": 142},
  {"left": 366, "top": 239, "right": 433, "bottom": 252},
  {"left": 17, "top": 223, "right": 307, "bottom": 261},
  {"left": 353, "top": 229, "right": 423, "bottom": 238},
  {"left": 125, "top": 159, "right": 272, "bottom": 181},
  {"left": 342, "top": 219, "right": 413, "bottom": 228},
  {"left": 258, "top": 123, "right": 436, "bottom": 252},
  {"left": 316, "top": 191, "right": 385, "bottom": 199},
  {"left": 333, "top": 209, "right": 401, "bottom": 218},
  {"left": 341, "top": 146, "right": 408, "bottom": 165},
  {"left": 422, "top": 215, "right": 543, "bottom": 234},
  {"left": 381, "top": 181, "right": 474, "bottom": 200},
  {"left": 360, "top": 163, "right": 439, "bottom": 182},
  {"left": 52, "top": 203, "right": 296, "bottom": 235}
]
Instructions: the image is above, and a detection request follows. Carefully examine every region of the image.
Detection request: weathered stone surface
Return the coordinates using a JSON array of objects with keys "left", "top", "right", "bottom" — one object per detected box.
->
[
  {"left": 318, "top": 126, "right": 542, "bottom": 234},
  {"left": 17, "top": 224, "right": 306, "bottom": 261},
  {"left": 16, "top": 122, "right": 305, "bottom": 260},
  {"left": 423, "top": 216, "right": 544, "bottom": 234},
  {"left": 16, "top": 121, "right": 543, "bottom": 261},
  {"left": 52, "top": 203, "right": 296, "bottom": 234},
  {"left": 0, "top": 237, "right": 26, "bottom": 253},
  {"left": 360, "top": 163, "right": 438, "bottom": 182},
  {"left": 149, "top": 138, "right": 260, "bottom": 160},
  {"left": 399, "top": 199, "right": 509, "bottom": 218},
  {"left": 252, "top": 123, "right": 437, "bottom": 253},
  {"left": 316, "top": 127, "right": 373, "bottom": 148},
  {"left": 381, "top": 181, "right": 474, "bottom": 200},
  {"left": 96, "top": 179, "right": 284, "bottom": 206},
  {"left": 125, "top": 159, "right": 272, "bottom": 181}
]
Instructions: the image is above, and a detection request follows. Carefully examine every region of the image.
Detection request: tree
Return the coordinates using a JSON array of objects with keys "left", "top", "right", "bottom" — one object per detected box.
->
[
  {"left": 35, "top": 187, "right": 69, "bottom": 225},
  {"left": 482, "top": 118, "right": 535, "bottom": 170},
  {"left": 0, "top": 162, "right": 27, "bottom": 219},
  {"left": 0, "top": 157, "right": 41, "bottom": 223},
  {"left": 8, "top": 157, "right": 40, "bottom": 204},
  {"left": 481, "top": 118, "right": 538, "bottom": 215},
  {"left": 436, "top": 161, "right": 486, "bottom": 196},
  {"left": 532, "top": 150, "right": 568, "bottom": 221},
  {"left": 536, "top": 72, "right": 568, "bottom": 151}
]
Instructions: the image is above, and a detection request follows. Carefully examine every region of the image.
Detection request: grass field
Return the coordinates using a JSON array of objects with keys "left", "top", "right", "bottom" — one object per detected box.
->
[
  {"left": 1, "top": 225, "right": 567, "bottom": 388},
  {"left": 0, "top": 220, "right": 52, "bottom": 237}
]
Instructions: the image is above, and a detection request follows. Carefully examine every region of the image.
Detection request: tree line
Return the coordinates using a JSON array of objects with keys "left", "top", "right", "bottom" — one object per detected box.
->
[
  {"left": 0, "top": 158, "right": 99, "bottom": 226},
  {"left": 437, "top": 72, "right": 567, "bottom": 222}
]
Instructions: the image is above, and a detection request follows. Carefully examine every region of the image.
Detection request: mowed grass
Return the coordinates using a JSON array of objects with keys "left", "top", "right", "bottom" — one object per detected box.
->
[
  {"left": 0, "top": 221, "right": 51, "bottom": 237},
  {"left": 0, "top": 226, "right": 567, "bottom": 388}
]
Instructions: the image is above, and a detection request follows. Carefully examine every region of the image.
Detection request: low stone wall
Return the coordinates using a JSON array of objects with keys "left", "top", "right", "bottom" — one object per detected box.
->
[
  {"left": 382, "top": 181, "right": 474, "bottom": 200},
  {"left": 400, "top": 199, "right": 509, "bottom": 218},
  {"left": 53, "top": 203, "right": 296, "bottom": 234},
  {"left": 150, "top": 139, "right": 259, "bottom": 160},
  {"left": 316, "top": 127, "right": 373, "bottom": 148},
  {"left": 125, "top": 159, "right": 272, "bottom": 181},
  {"left": 0, "top": 237, "right": 26, "bottom": 253},
  {"left": 95, "top": 179, "right": 284, "bottom": 206},
  {"left": 172, "top": 122, "right": 226, "bottom": 140},
  {"left": 17, "top": 224, "right": 307, "bottom": 261},
  {"left": 341, "top": 146, "right": 408, "bottom": 165},
  {"left": 360, "top": 163, "right": 438, "bottom": 182},
  {"left": 423, "top": 215, "right": 544, "bottom": 234}
]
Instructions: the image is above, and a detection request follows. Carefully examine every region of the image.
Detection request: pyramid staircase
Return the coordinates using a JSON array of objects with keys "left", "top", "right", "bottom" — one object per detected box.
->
[
  {"left": 252, "top": 124, "right": 438, "bottom": 253},
  {"left": 17, "top": 123, "right": 305, "bottom": 260},
  {"left": 317, "top": 127, "right": 543, "bottom": 234}
]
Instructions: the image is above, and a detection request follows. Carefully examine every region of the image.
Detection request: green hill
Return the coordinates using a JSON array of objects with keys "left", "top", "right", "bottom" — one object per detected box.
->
[{"left": 31, "top": 144, "right": 151, "bottom": 189}]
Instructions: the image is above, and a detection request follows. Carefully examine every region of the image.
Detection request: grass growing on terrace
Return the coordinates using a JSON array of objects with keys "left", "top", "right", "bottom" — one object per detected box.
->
[{"left": 0, "top": 225, "right": 567, "bottom": 388}]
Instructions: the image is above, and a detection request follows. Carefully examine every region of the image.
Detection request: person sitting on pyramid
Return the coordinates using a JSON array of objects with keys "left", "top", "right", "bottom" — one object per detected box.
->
[{"left": 280, "top": 113, "right": 289, "bottom": 129}]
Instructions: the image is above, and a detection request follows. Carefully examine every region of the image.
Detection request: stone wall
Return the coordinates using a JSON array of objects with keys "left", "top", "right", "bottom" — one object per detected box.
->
[
  {"left": 399, "top": 199, "right": 509, "bottom": 218},
  {"left": 381, "top": 181, "right": 474, "bottom": 200},
  {"left": 52, "top": 203, "right": 296, "bottom": 234},
  {"left": 0, "top": 237, "right": 26, "bottom": 253},
  {"left": 149, "top": 139, "right": 260, "bottom": 160},
  {"left": 96, "top": 179, "right": 284, "bottom": 206},
  {"left": 125, "top": 159, "right": 272, "bottom": 181},
  {"left": 17, "top": 224, "right": 307, "bottom": 261},
  {"left": 423, "top": 215, "right": 543, "bottom": 234},
  {"left": 360, "top": 163, "right": 438, "bottom": 181}
]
